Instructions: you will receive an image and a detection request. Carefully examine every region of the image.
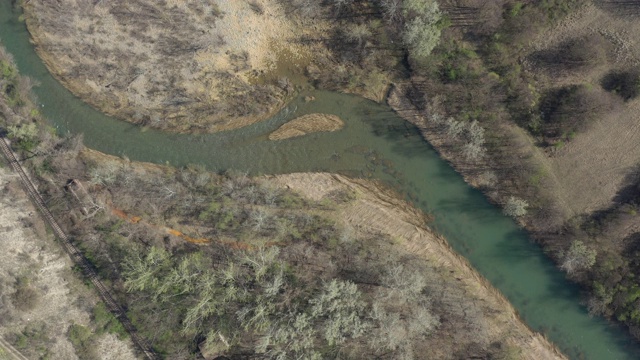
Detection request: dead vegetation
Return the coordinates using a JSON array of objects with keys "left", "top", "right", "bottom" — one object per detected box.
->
[
  {"left": 23, "top": 0, "right": 411, "bottom": 132},
  {"left": 23, "top": 0, "right": 310, "bottom": 133},
  {"left": 0, "top": 168, "right": 137, "bottom": 360}
]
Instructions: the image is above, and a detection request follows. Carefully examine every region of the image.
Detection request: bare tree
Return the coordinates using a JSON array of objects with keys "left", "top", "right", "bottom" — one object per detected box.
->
[
  {"left": 380, "top": 0, "right": 402, "bottom": 20},
  {"left": 503, "top": 196, "right": 528, "bottom": 218},
  {"left": 561, "top": 240, "right": 597, "bottom": 275}
]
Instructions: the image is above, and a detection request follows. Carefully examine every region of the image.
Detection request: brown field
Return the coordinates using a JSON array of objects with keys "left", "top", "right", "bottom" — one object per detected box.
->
[
  {"left": 527, "top": 2, "right": 640, "bottom": 215},
  {"left": 23, "top": 0, "right": 323, "bottom": 133}
]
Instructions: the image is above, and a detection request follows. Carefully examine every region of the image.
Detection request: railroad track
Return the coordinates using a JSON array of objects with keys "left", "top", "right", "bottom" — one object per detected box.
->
[
  {"left": 0, "top": 336, "right": 29, "bottom": 360},
  {"left": 0, "top": 137, "right": 157, "bottom": 360}
]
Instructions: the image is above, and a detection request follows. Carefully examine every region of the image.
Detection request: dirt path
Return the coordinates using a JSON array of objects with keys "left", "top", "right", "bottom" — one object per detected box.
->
[{"left": 273, "top": 172, "right": 567, "bottom": 360}]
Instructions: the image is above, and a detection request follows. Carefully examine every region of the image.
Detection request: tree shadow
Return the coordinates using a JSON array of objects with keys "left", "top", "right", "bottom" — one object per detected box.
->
[
  {"left": 594, "top": 0, "right": 640, "bottom": 17},
  {"left": 601, "top": 70, "right": 640, "bottom": 101}
]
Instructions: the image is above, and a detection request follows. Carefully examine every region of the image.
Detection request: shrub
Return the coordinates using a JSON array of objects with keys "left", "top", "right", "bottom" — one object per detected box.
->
[
  {"left": 445, "top": 117, "right": 465, "bottom": 138},
  {"left": 7, "top": 123, "right": 39, "bottom": 152},
  {"left": 93, "top": 303, "right": 127, "bottom": 338},
  {"left": 68, "top": 324, "right": 99, "bottom": 360},
  {"left": 504, "top": 196, "right": 528, "bottom": 218},
  {"left": 561, "top": 240, "right": 597, "bottom": 275},
  {"left": 531, "top": 34, "right": 612, "bottom": 74},
  {"left": 11, "top": 283, "right": 40, "bottom": 312},
  {"left": 463, "top": 142, "right": 485, "bottom": 161},
  {"left": 539, "top": 85, "right": 620, "bottom": 140}
]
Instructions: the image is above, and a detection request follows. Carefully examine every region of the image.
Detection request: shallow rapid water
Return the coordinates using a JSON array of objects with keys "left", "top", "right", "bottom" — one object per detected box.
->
[{"left": 1, "top": 2, "right": 639, "bottom": 359}]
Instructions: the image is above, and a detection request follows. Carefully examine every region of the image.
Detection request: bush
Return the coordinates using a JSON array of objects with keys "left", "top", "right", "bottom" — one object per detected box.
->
[
  {"left": 68, "top": 324, "right": 99, "bottom": 360},
  {"left": 531, "top": 34, "right": 612, "bottom": 74},
  {"left": 561, "top": 240, "right": 597, "bottom": 275},
  {"left": 539, "top": 85, "right": 620, "bottom": 140},
  {"left": 93, "top": 303, "right": 127, "bottom": 338},
  {"left": 11, "top": 283, "right": 40, "bottom": 312},
  {"left": 7, "top": 123, "right": 40, "bottom": 152},
  {"left": 504, "top": 196, "right": 528, "bottom": 218}
]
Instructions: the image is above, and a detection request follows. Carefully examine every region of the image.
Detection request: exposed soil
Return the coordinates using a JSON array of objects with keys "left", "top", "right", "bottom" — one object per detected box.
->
[
  {"left": 268, "top": 113, "right": 344, "bottom": 140},
  {"left": 273, "top": 172, "right": 567, "bottom": 360},
  {"left": 0, "top": 167, "right": 137, "bottom": 360}
]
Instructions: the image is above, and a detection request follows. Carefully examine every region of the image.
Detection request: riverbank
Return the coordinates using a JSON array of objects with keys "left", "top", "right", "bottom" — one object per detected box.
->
[
  {"left": 21, "top": 0, "right": 308, "bottom": 133},
  {"left": 78, "top": 147, "right": 568, "bottom": 359},
  {"left": 275, "top": 172, "right": 567, "bottom": 360},
  {"left": 21, "top": 0, "right": 397, "bottom": 134},
  {"left": 5, "top": 1, "right": 640, "bottom": 358},
  {"left": 385, "top": 0, "right": 640, "bottom": 340}
]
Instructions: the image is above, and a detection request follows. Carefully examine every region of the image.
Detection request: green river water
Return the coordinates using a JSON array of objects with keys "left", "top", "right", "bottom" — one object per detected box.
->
[{"left": 2, "top": 2, "right": 640, "bottom": 359}]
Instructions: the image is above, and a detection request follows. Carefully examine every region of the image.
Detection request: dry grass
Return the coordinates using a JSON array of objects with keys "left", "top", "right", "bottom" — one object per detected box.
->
[
  {"left": 24, "top": 0, "right": 316, "bottom": 133},
  {"left": 524, "top": 2, "right": 640, "bottom": 214}
]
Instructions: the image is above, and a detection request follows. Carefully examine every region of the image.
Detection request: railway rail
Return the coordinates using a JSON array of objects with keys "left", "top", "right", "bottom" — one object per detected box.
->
[
  {"left": 0, "top": 136, "right": 157, "bottom": 360},
  {"left": 0, "top": 336, "right": 29, "bottom": 360}
]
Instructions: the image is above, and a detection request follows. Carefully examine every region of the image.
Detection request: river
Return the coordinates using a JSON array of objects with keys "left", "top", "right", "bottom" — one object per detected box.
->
[{"left": 1, "top": 2, "right": 639, "bottom": 359}]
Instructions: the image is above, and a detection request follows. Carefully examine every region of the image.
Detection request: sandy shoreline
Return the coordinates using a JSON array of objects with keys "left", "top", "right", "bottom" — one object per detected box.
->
[{"left": 268, "top": 113, "right": 344, "bottom": 140}]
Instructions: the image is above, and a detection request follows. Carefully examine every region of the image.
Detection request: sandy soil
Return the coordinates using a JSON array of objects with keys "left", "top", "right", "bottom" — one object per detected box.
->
[
  {"left": 23, "top": 0, "right": 314, "bottom": 133},
  {"left": 0, "top": 167, "right": 137, "bottom": 360},
  {"left": 273, "top": 172, "right": 567, "bottom": 360},
  {"left": 268, "top": 113, "right": 344, "bottom": 140}
]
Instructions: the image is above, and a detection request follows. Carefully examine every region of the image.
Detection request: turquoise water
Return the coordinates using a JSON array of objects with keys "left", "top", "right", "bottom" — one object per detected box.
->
[{"left": 1, "top": 2, "right": 640, "bottom": 359}]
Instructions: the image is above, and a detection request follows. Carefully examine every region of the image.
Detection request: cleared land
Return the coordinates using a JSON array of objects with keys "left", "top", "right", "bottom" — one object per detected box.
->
[{"left": 524, "top": 2, "right": 640, "bottom": 214}]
